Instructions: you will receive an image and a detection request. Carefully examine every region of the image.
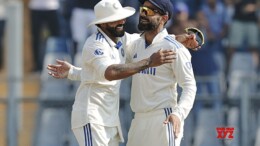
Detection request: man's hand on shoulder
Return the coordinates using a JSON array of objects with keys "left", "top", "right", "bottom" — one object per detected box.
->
[{"left": 148, "top": 49, "right": 176, "bottom": 67}]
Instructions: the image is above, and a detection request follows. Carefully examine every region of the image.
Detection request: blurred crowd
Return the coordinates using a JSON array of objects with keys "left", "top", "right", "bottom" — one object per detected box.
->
[
  {"left": 0, "top": 0, "right": 253, "bottom": 82},
  {"left": 24, "top": 0, "right": 260, "bottom": 101},
  {"left": 16, "top": 0, "right": 260, "bottom": 99}
]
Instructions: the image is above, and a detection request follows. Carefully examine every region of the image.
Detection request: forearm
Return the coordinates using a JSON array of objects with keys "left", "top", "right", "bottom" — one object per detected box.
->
[
  {"left": 175, "top": 34, "right": 185, "bottom": 43},
  {"left": 171, "top": 34, "right": 194, "bottom": 44},
  {"left": 68, "top": 66, "right": 82, "bottom": 81},
  {"left": 172, "top": 83, "right": 197, "bottom": 121},
  {"left": 105, "top": 58, "right": 150, "bottom": 81}
]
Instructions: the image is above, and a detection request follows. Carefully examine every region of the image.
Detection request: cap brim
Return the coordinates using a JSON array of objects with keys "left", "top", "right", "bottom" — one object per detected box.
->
[{"left": 88, "top": 7, "right": 135, "bottom": 27}]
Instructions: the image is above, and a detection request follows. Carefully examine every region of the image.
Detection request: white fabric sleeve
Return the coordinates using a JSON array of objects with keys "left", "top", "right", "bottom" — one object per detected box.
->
[
  {"left": 91, "top": 57, "right": 113, "bottom": 79},
  {"left": 83, "top": 41, "right": 113, "bottom": 79},
  {"left": 68, "top": 66, "right": 82, "bottom": 81},
  {"left": 171, "top": 47, "right": 197, "bottom": 121},
  {"left": 169, "top": 34, "right": 176, "bottom": 39}
]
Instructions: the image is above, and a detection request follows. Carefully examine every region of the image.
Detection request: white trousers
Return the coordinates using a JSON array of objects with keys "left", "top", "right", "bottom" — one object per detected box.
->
[
  {"left": 127, "top": 108, "right": 184, "bottom": 146},
  {"left": 72, "top": 123, "right": 121, "bottom": 146}
]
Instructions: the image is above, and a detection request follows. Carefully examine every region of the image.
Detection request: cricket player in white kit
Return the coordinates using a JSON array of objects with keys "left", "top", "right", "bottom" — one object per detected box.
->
[
  {"left": 47, "top": 1, "right": 200, "bottom": 146},
  {"left": 48, "top": 0, "right": 176, "bottom": 146},
  {"left": 126, "top": 0, "right": 197, "bottom": 146}
]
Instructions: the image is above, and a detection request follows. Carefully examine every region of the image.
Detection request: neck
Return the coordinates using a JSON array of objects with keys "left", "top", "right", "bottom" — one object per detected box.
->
[
  {"left": 107, "top": 34, "right": 118, "bottom": 43},
  {"left": 100, "top": 27, "right": 118, "bottom": 43},
  {"left": 144, "top": 26, "right": 164, "bottom": 45}
]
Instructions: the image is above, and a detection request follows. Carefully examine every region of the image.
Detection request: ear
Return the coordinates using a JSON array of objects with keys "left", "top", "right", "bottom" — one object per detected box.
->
[
  {"left": 161, "top": 15, "right": 169, "bottom": 24},
  {"left": 100, "top": 23, "right": 105, "bottom": 27}
]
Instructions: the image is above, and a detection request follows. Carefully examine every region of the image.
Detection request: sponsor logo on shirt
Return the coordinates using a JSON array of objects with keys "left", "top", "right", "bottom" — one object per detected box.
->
[
  {"left": 139, "top": 67, "right": 156, "bottom": 76},
  {"left": 94, "top": 48, "right": 104, "bottom": 56}
]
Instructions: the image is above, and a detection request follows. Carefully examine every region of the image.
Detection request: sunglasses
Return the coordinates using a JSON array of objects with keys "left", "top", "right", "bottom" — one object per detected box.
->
[
  {"left": 139, "top": 6, "right": 163, "bottom": 16},
  {"left": 185, "top": 27, "right": 205, "bottom": 46}
]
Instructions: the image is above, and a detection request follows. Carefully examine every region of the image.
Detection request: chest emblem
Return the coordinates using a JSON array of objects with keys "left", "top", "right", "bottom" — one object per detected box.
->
[{"left": 94, "top": 48, "right": 104, "bottom": 56}]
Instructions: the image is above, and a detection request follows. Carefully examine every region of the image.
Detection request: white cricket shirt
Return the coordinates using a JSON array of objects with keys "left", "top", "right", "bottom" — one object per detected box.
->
[
  {"left": 69, "top": 28, "right": 139, "bottom": 129},
  {"left": 127, "top": 29, "right": 197, "bottom": 121}
]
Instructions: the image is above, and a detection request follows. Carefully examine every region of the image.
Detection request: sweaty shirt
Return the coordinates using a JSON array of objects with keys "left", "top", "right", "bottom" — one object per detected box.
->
[{"left": 126, "top": 29, "right": 197, "bottom": 121}]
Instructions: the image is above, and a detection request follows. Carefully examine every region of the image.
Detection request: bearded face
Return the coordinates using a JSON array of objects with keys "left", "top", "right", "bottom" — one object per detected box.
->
[
  {"left": 105, "top": 23, "right": 125, "bottom": 37},
  {"left": 138, "top": 15, "right": 161, "bottom": 31}
]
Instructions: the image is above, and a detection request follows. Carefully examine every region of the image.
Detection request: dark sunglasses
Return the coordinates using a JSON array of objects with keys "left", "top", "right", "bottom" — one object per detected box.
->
[
  {"left": 185, "top": 27, "right": 205, "bottom": 46},
  {"left": 139, "top": 6, "right": 163, "bottom": 16}
]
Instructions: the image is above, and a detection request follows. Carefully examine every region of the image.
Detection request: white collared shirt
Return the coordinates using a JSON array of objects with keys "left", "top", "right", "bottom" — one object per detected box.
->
[
  {"left": 69, "top": 28, "right": 139, "bottom": 128},
  {"left": 126, "top": 29, "right": 197, "bottom": 121}
]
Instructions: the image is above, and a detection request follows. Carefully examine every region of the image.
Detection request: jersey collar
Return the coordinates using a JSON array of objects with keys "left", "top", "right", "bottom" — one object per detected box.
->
[
  {"left": 141, "top": 28, "right": 169, "bottom": 46},
  {"left": 97, "top": 27, "right": 121, "bottom": 48}
]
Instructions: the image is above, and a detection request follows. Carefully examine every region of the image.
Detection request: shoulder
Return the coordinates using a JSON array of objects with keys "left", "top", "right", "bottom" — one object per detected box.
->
[
  {"left": 124, "top": 32, "right": 140, "bottom": 40},
  {"left": 163, "top": 35, "right": 191, "bottom": 58},
  {"left": 82, "top": 33, "right": 108, "bottom": 54},
  {"left": 163, "top": 35, "right": 183, "bottom": 49},
  {"left": 123, "top": 32, "right": 141, "bottom": 47},
  {"left": 93, "top": 32, "right": 106, "bottom": 44},
  {"left": 86, "top": 33, "right": 108, "bottom": 47},
  {"left": 127, "top": 35, "right": 143, "bottom": 48}
]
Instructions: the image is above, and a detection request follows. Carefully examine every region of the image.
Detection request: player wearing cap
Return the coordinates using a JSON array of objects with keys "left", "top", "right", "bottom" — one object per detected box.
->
[
  {"left": 48, "top": 0, "right": 176, "bottom": 146},
  {"left": 125, "top": 0, "right": 197, "bottom": 146}
]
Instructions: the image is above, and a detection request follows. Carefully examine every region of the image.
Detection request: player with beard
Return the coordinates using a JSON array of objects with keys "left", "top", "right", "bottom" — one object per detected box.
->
[
  {"left": 47, "top": 0, "right": 200, "bottom": 146},
  {"left": 125, "top": 0, "right": 197, "bottom": 146},
  {"left": 47, "top": 1, "right": 176, "bottom": 146}
]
